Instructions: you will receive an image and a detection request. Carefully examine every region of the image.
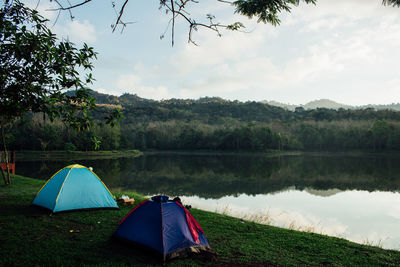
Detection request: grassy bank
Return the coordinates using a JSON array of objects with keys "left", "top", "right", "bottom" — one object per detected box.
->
[
  {"left": 15, "top": 150, "right": 142, "bottom": 160},
  {"left": 1, "top": 176, "right": 400, "bottom": 266}
]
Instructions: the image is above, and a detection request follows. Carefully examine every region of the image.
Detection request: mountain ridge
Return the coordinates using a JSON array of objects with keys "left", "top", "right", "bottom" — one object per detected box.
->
[
  {"left": 261, "top": 99, "right": 400, "bottom": 111},
  {"left": 85, "top": 90, "right": 400, "bottom": 111}
]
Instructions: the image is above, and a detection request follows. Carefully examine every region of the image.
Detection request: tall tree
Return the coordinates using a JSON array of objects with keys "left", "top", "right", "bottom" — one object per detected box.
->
[{"left": 0, "top": 0, "right": 120, "bottom": 184}]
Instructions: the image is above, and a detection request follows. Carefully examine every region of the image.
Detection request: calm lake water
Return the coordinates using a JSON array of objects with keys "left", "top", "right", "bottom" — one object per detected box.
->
[{"left": 16, "top": 151, "right": 400, "bottom": 250}]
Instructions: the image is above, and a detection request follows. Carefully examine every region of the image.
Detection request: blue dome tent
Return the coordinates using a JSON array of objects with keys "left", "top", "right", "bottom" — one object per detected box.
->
[
  {"left": 113, "top": 196, "right": 212, "bottom": 261},
  {"left": 32, "top": 164, "right": 118, "bottom": 212}
]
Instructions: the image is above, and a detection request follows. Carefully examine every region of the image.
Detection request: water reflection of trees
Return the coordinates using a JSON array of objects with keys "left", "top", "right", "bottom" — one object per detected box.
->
[
  {"left": 118, "top": 153, "right": 400, "bottom": 198},
  {"left": 16, "top": 159, "right": 125, "bottom": 188},
  {"left": 17, "top": 153, "right": 400, "bottom": 199}
]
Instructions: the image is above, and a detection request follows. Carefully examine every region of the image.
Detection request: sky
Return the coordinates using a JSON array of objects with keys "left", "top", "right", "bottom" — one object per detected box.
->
[{"left": 25, "top": 0, "right": 400, "bottom": 106}]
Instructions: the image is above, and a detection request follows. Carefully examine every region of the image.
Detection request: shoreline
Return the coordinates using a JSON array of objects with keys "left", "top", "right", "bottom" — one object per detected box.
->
[{"left": 14, "top": 149, "right": 143, "bottom": 160}]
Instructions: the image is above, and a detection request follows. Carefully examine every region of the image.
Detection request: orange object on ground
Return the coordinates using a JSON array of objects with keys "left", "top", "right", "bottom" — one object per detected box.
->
[
  {"left": 0, "top": 151, "right": 15, "bottom": 174},
  {"left": 118, "top": 198, "right": 135, "bottom": 205}
]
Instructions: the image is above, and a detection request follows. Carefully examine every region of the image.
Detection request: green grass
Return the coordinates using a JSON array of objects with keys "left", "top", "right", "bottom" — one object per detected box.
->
[
  {"left": 1, "top": 175, "right": 400, "bottom": 266},
  {"left": 16, "top": 150, "right": 142, "bottom": 160}
]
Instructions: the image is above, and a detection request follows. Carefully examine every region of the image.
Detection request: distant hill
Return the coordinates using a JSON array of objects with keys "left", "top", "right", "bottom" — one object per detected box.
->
[
  {"left": 82, "top": 90, "right": 400, "bottom": 125},
  {"left": 262, "top": 99, "right": 400, "bottom": 111},
  {"left": 360, "top": 103, "right": 400, "bottom": 111},
  {"left": 304, "top": 99, "right": 353, "bottom": 110},
  {"left": 67, "top": 90, "right": 400, "bottom": 112},
  {"left": 262, "top": 100, "right": 298, "bottom": 111}
]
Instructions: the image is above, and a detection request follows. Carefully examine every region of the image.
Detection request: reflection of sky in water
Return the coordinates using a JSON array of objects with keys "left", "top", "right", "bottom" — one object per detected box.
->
[{"left": 182, "top": 190, "right": 400, "bottom": 250}]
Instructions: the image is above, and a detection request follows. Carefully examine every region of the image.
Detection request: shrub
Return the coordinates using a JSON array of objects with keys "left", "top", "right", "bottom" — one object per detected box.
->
[{"left": 64, "top": 142, "right": 77, "bottom": 152}]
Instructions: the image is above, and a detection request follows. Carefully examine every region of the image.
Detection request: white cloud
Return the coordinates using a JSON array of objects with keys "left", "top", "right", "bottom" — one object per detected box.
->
[
  {"left": 96, "top": 87, "right": 121, "bottom": 96},
  {"left": 303, "top": 16, "right": 349, "bottom": 32},
  {"left": 116, "top": 74, "right": 142, "bottom": 88},
  {"left": 134, "top": 85, "right": 170, "bottom": 100},
  {"left": 25, "top": 0, "right": 58, "bottom": 21},
  {"left": 286, "top": 0, "right": 397, "bottom": 25},
  {"left": 53, "top": 20, "right": 97, "bottom": 44},
  {"left": 171, "top": 22, "right": 275, "bottom": 75},
  {"left": 173, "top": 1, "right": 400, "bottom": 104},
  {"left": 24, "top": 1, "right": 97, "bottom": 44},
  {"left": 96, "top": 0, "right": 400, "bottom": 105},
  {"left": 115, "top": 73, "right": 171, "bottom": 100}
]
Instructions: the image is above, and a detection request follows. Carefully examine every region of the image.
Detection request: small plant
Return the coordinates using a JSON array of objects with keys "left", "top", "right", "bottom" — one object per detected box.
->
[
  {"left": 242, "top": 209, "right": 274, "bottom": 225},
  {"left": 215, "top": 203, "right": 232, "bottom": 216},
  {"left": 362, "top": 237, "right": 385, "bottom": 248},
  {"left": 92, "top": 136, "right": 101, "bottom": 151},
  {"left": 64, "top": 142, "right": 77, "bottom": 152}
]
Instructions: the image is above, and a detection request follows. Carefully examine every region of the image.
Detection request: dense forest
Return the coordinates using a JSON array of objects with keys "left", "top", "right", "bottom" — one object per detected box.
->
[{"left": 6, "top": 90, "right": 400, "bottom": 152}]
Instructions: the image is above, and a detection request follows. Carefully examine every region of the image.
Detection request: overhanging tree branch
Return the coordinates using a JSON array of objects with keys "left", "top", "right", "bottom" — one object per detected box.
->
[
  {"left": 112, "top": 0, "right": 130, "bottom": 33},
  {"left": 51, "top": 0, "right": 93, "bottom": 11},
  {"left": 45, "top": 0, "right": 400, "bottom": 45},
  {"left": 382, "top": 0, "right": 400, "bottom": 7}
]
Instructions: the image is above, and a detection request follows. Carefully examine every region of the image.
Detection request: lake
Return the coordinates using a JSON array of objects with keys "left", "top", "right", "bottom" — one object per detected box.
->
[{"left": 15, "top": 151, "right": 400, "bottom": 250}]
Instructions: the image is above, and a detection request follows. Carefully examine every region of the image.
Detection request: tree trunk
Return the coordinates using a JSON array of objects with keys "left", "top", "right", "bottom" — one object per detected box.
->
[
  {"left": 0, "top": 166, "right": 7, "bottom": 185},
  {"left": 1, "top": 124, "right": 11, "bottom": 185}
]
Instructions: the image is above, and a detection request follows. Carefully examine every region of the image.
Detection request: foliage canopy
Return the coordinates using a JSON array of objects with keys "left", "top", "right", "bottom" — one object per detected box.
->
[
  {"left": 0, "top": 0, "right": 99, "bottom": 129},
  {"left": 0, "top": 0, "right": 120, "bottom": 184}
]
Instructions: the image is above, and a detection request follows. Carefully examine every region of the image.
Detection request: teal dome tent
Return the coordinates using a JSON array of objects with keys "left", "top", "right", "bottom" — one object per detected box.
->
[{"left": 32, "top": 164, "right": 118, "bottom": 212}]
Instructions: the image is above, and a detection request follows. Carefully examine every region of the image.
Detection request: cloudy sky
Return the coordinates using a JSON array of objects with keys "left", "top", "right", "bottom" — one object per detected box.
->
[{"left": 27, "top": 0, "right": 400, "bottom": 105}]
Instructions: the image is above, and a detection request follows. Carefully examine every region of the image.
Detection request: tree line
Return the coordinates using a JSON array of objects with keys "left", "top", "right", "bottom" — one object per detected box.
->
[{"left": 6, "top": 95, "right": 400, "bottom": 152}]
